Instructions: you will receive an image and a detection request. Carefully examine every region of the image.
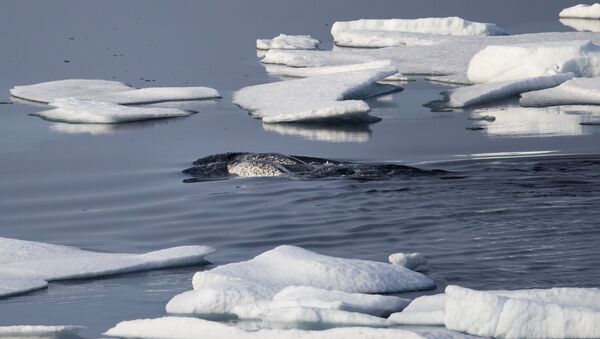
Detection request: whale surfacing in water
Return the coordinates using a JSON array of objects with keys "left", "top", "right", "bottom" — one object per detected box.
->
[{"left": 183, "top": 152, "right": 445, "bottom": 182}]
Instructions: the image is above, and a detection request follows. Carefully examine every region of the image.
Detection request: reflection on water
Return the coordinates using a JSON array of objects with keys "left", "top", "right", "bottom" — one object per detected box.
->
[
  {"left": 262, "top": 121, "right": 374, "bottom": 143},
  {"left": 470, "top": 106, "right": 593, "bottom": 137},
  {"left": 49, "top": 119, "right": 174, "bottom": 135},
  {"left": 560, "top": 18, "right": 600, "bottom": 32}
]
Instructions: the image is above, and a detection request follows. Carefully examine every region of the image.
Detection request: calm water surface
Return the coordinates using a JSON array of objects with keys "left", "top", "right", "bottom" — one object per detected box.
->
[{"left": 1, "top": 0, "right": 600, "bottom": 337}]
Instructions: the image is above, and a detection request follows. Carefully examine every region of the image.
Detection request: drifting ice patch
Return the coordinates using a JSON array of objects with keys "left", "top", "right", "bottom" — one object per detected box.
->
[
  {"left": 10, "top": 79, "right": 220, "bottom": 104},
  {"left": 388, "top": 252, "right": 429, "bottom": 271},
  {"left": 561, "top": 18, "right": 600, "bottom": 32},
  {"left": 445, "top": 285, "right": 600, "bottom": 338},
  {"left": 520, "top": 77, "right": 600, "bottom": 106},
  {"left": 0, "top": 236, "right": 214, "bottom": 298},
  {"left": 105, "top": 316, "right": 432, "bottom": 339},
  {"left": 166, "top": 245, "right": 434, "bottom": 318},
  {"left": 560, "top": 3, "right": 600, "bottom": 19},
  {"left": 257, "top": 34, "right": 320, "bottom": 50},
  {"left": 233, "top": 67, "right": 399, "bottom": 123},
  {"left": 433, "top": 73, "right": 574, "bottom": 108},
  {"left": 0, "top": 325, "right": 85, "bottom": 338},
  {"left": 467, "top": 40, "right": 600, "bottom": 83},
  {"left": 262, "top": 307, "right": 394, "bottom": 330},
  {"left": 264, "top": 60, "right": 407, "bottom": 81},
  {"left": 331, "top": 17, "right": 506, "bottom": 48},
  {"left": 389, "top": 293, "right": 446, "bottom": 325},
  {"left": 33, "top": 98, "right": 191, "bottom": 124}
]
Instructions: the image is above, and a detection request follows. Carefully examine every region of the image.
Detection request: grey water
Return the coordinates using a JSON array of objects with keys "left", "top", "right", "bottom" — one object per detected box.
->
[{"left": 1, "top": 0, "right": 600, "bottom": 337}]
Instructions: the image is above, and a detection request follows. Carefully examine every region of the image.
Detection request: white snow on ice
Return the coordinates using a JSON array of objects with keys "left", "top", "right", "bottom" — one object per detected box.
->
[
  {"left": 263, "top": 60, "right": 407, "bottom": 81},
  {"left": 561, "top": 18, "right": 600, "bottom": 32},
  {"left": 257, "top": 34, "right": 320, "bottom": 50},
  {"left": 389, "top": 293, "right": 446, "bottom": 325},
  {"left": 0, "top": 236, "right": 214, "bottom": 298},
  {"left": 331, "top": 17, "right": 506, "bottom": 48},
  {"left": 388, "top": 252, "right": 429, "bottom": 271},
  {"left": 520, "top": 76, "right": 600, "bottom": 106},
  {"left": 233, "top": 67, "right": 399, "bottom": 123},
  {"left": 33, "top": 98, "right": 192, "bottom": 124},
  {"left": 0, "top": 325, "right": 84, "bottom": 338},
  {"left": 166, "top": 245, "right": 434, "bottom": 318},
  {"left": 560, "top": 3, "right": 600, "bottom": 19},
  {"left": 442, "top": 73, "right": 573, "bottom": 108}
]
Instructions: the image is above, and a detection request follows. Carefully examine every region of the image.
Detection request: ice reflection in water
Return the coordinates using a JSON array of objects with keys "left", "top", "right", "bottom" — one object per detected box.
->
[
  {"left": 262, "top": 122, "right": 372, "bottom": 143},
  {"left": 560, "top": 18, "right": 600, "bottom": 32}
]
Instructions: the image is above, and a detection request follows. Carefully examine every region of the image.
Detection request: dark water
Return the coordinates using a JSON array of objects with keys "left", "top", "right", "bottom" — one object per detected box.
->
[{"left": 1, "top": 0, "right": 600, "bottom": 337}]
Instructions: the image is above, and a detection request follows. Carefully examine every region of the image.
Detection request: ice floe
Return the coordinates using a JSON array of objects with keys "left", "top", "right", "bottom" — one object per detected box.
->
[
  {"left": 0, "top": 325, "right": 85, "bottom": 338},
  {"left": 0, "top": 236, "right": 214, "bottom": 298},
  {"left": 264, "top": 60, "right": 407, "bottom": 81},
  {"left": 263, "top": 32, "right": 600, "bottom": 82},
  {"left": 520, "top": 77, "right": 600, "bottom": 106},
  {"left": 166, "top": 245, "right": 434, "bottom": 318},
  {"left": 262, "top": 307, "right": 394, "bottom": 330},
  {"left": 331, "top": 17, "right": 506, "bottom": 48},
  {"left": 33, "top": 98, "right": 192, "bottom": 124},
  {"left": 467, "top": 40, "right": 600, "bottom": 83},
  {"left": 257, "top": 34, "right": 320, "bottom": 50},
  {"left": 560, "top": 3, "right": 600, "bottom": 19},
  {"left": 445, "top": 285, "right": 600, "bottom": 338},
  {"left": 438, "top": 74, "right": 573, "bottom": 108},
  {"left": 233, "top": 67, "right": 399, "bottom": 123},
  {"left": 561, "top": 18, "right": 600, "bottom": 32},
  {"left": 105, "top": 316, "right": 429, "bottom": 339},
  {"left": 10, "top": 79, "right": 220, "bottom": 104},
  {"left": 388, "top": 252, "right": 428, "bottom": 271},
  {"left": 389, "top": 293, "right": 446, "bottom": 325}
]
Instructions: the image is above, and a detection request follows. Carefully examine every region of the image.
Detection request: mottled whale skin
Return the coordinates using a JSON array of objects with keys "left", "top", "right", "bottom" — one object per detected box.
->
[{"left": 183, "top": 152, "right": 445, "bottom": 182}]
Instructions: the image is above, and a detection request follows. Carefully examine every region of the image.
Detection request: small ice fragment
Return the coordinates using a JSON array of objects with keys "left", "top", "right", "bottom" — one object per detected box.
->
[
  {"left": 262, "top": 306, "right": 394, "bottom": 330},
  {"left": 389, "top": 293, "right": 447, "bottom": 325},
  {"left": 257, "top": 34, "right": 320, "bottom": 50},
  {"left": 520, "top": 77, "right": 600, "bottom": 107},
  {"left": 560, "top": 3, "right": 600, "bottom": 19},
  {"left": 468, "top": 115, "right": 496, "bottom": 122},
  {"left": 388, "top": 252, "right": 428, "bottom": 271},
  {"left": 0, "top": 325, "right": 85, "bottom": 338}
]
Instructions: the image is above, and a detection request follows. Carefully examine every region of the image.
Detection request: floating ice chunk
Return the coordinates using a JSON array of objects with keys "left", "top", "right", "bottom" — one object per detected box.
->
[
  {"left": 389, "top": 293, "right": 446, "bottom": 325},
  {"left": 10, "top": 79, "right": 220, "bottom": 104},
  {"left": 10, "top": 79, "right": 133, "bottom": 104},
  {"left": 467, "top": 40, "right": 600, "bottom": 83},
  {"left": 561, "top": 18, "right": 600, "bottom": 32},
  {"left": 388, "top": 252, "right": 429, "bottom": 271},
  {"left": 440, "top": 73, "right": 573, "bottom": 108},
  {"left": 257, "top": 34, "right": 320, "bottom": 50},
  {"left": 232, "top": 299, "right": 345, "bottom": 320},
  {"left": 0, "top": 325, "right": 85, "bottom": 338},
  {"left": 33, "top": 98, "right": 191, "bottom": 124},
  {"left": 560, "top": 3, "right": 600, "bottom": 19},
  {"left": 168, "top": 246, "right": 434, "bottom": 317},
  {"left": 520, "top": 77, "right": 600, "bottom": 106},
  {"left": 105, "top": 316, "right": 426, "bottom": 339},
  {"left": 0, "top": 236, "right": 214, "bottom": 298},
  {"left": 233, "top": 67, "right": 398, "bottom": 123},
  {"left": 262, "top": 49, "right": 377, "bottom": 67},
  {"left": 331, "top": 17, "right": 506, "bottom": 48},
  {"left": 263, "top": 307, "right": 393, "bottom": 330},
  {"left": 264, "top": 61, "right": 407, "bottom": 81},
  {"left": 445, "top": 285, "right": 600, "bottom": 338},
  {"left": 274, "top": 286, "right": 410, "bottom": 317}
]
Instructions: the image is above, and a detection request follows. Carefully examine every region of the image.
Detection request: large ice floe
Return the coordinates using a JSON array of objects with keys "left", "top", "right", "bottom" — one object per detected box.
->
[
  {"left": 165, "top": 245, "right": 434, "bottom": 319},
  {"left": 331, "top": 17, "right": 506, "bottom": 48},
  {"left": 560, "top": 4, "right": 600, "bottom": 19},
  {"left": 520, "top": 77, "right": 600, "bottom": 106},
  {"left": 390, "top": 285, "right": 600, "bottom": 338},
  {"left": 10, "top": 79, "right": 220, "bottom": 124},
  {"left": 0, "top": 236, "right": 214, "bottom": 298},
  {"left": 256, "top": 34, "right": 320, "bottom": 50},
  {"left": 233, "top": 67, "right": 399, "bottom": 123},
  {"left": 433, "top": 74, "right": 574, "bottom": 108},
  {"left": 466, "top": 40, "right": 600, "bottom": 83},
  {"left": 0, "top": 325, "right": 85, "bottom": 338}
]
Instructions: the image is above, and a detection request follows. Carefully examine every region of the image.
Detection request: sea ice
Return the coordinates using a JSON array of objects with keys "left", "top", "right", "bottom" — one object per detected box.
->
[
  {"left": 0, "top": 236, "right": 214, "bottom": 298},
  {"left": 167, "top": 245, "right": 434, "bottom": 317},
  {"left": 263, "top": 60, "right": 407, "bottom": 81},
  {"left": 560, "top": 3, "right": 600, "bottom": 19},
  {"left": 0, "top": 325, "right": 85, "bottom": 338},
  {"left": 388, "top": 252, "right": 429, "bottom": 271},
  {"left": 34, "top": 98, "right": 191, "bottom": 124},
  {"left": 263, "top": 32, "right": 600, "bottom": 82},
  {"left": 520, "top": 77, "right": 600, "bottom": 106},
  {"left": 10, "top": 79, "right": 220, "bottom": 104},
  {"left": 388, "top": 293, "right": 446, "bottom": 325},
  {"left": 445, "top": 285, "right": 600, "bottom": 338},
  {"left": 331, "top": 17, "right": 506, "bottom": 48},
  {"left": 561, "top": 18, "right": 600, "bottom": 32},
  {"left": 105, "top": 316, "right": 427, "bottom": 339},
  {"left": 262, "top": 307, "right": 394, "bottom": 330},
  {"left": 257, "top": 34, "right": 320, "bottom": 50},
  {"left": 467, "top": 40, "right": 600, "bottom": 83},
  {"left": 233, "top": 67, "right": 399, "bottom": 123},
  {"left": 440, "top": 74, "right": 573, "bottom": 108},
  {"left": 273, "top": 286, "right": 410, "bottom": 317}
]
